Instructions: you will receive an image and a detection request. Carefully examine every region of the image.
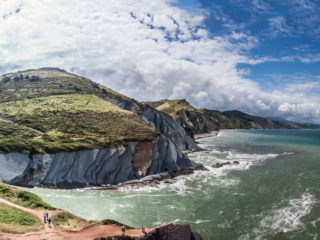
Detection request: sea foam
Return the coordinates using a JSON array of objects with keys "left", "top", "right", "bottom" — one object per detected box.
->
[{"left": 239, "top": 193, "right": 317, "bottom": 240}]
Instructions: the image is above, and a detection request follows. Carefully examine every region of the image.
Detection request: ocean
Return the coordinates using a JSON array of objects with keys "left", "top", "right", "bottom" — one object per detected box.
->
[{"left": 27, "top": 130, "right": 320, "bottom": 239}]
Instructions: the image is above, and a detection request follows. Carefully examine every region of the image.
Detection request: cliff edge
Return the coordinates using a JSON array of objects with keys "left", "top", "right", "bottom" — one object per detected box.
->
[{"left": 0, "top": 68, "right": 199, "bottom": 188}]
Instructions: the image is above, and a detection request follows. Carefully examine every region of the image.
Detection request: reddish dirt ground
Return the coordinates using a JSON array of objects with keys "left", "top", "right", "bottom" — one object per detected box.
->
[
  {"left": 156, "top": 102, "right": 170, "bottom": 111},
  {"left": 0, "top": 198, "right": 152, "bottom": 240}
]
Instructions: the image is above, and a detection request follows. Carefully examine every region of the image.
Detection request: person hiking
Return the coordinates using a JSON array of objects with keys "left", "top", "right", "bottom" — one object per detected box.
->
[
  {"left": 142, "top": 225, "right": 147, "bottom": 238},
  {"left": 121, "top": 225, "right": 126, "bottom": 236},
  {"left": 43, "top": 212, "right": 47, "bottom": 224},
  {"left": 48, "top": 218, "right": 52, "bottom": 228}
]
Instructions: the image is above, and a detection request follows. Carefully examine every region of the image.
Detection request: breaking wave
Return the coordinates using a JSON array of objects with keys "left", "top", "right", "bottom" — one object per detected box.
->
[
  {"left": 239, "top": 193, "right": 317, "bottom": 240},
  {"left": 118, "top": 147, "right": 293, "bottom": 194}
]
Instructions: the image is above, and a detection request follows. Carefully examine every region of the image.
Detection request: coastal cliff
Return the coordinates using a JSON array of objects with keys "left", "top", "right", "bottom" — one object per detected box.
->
[
  {"left": 0, "top": 68, "right": 199, "bottom": 188},
  {"left": 147, "top": 99, "right": 319, "bottom": 136},
  {"left": 8, "top": 136, "right": 193, "bottom": 188},
  {"left": 103, "top": 93, "right": 199, "bottom": 151}
]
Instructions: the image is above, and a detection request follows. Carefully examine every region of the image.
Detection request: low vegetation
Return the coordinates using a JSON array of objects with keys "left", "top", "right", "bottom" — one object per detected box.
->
[
  {"left": 0, "top": 183, "right": 55, "bottom": 210},
  {"left": 51, "top": 212, "right": 92, "bottom": 230},
  {"left": 0, "top": 202, "right": 43, "bottom": 233},
  {"left": 0, "top": 68, "right": 129, "bottom": 104},
  {"left": 146, "top": 99, "right": 195, "bottom": 119},
  {"left": 0, "top": 68, "right": 160, "bottom": 154},
  {"left": 100, "top": 219, "right": 133, "bottom": 229}
]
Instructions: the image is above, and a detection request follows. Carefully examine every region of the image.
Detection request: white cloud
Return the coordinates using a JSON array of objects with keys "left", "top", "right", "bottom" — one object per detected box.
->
[
  {"left": 0, "top": 0, "right": 320, "bottom": 123},
  {"left": 285, "top": 81, "right": 320, "bottom": 93},
  {"left": 252, "top": 0, "right": 270, "bottom": 11},
  {"left": 268, "top": 16, "right": 294, "bottom": 37}
]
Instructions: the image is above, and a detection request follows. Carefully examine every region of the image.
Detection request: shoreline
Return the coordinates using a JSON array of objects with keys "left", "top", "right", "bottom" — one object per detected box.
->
[
  {"left": 86, "top": 164, "right": 208, "bottom": 191},
  {"left": 194, "top": 130, "right": 220, "bottom": 140}
]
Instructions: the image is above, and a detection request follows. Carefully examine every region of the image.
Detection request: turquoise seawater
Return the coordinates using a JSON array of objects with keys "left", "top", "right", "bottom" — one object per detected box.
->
[{"left": 27, "top": 130, "right": 320, "bottom": 239}]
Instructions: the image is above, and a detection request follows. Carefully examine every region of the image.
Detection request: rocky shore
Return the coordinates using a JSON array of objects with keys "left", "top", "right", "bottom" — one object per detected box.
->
[
  {"left": 95, "top": 223, "right": 203, "bottom": 240},
  {"left": 194, "top": 131, "right": 220, "bottom": 140},
  {"left": 144, "top": 224, "right": 203, "bottom": 240},
  {"left": 87, "top": 164, "right": 208, "bottom": 190}
]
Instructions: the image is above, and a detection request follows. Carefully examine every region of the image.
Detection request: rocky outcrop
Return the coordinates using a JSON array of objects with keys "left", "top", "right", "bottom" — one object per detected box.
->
[
  {"left": 9, "top": 136, "right": 195, "bottom": 188},
  {"left": 103, "top": 96, "right": 199, "bottom": 151},
  {"left": 95, "top": 224, "right": 203, "bottom": 240},
  {"left": 0, "top": 153, "right": 29, "bottom": 182},
  {"left": 212, "top": 161, "right": 239, "bottom": 168},
  {"left": 90, "top": 165, "right": 208, "bottom": 190},
  {"left": 144, "top": 224, "right": 203, "bottom": 240}
]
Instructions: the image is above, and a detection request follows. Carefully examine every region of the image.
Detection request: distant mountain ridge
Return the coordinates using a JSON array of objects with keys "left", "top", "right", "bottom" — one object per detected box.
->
[{"left": 146, "top": 99, "right": 319, "bottom": 136}]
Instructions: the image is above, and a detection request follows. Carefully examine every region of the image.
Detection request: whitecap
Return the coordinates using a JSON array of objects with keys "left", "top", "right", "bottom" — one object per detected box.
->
[
  {"left": 195, "top": 219, "right": 210, "bottom": 224},
  {"left": 259, "top": 193, "right": 316, "bottom": 233},
  {"left": 240, "top": 193, "right": 317, "bottom": 240}
]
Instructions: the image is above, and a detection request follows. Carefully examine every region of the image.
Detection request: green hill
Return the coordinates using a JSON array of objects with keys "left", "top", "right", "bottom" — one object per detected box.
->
[{"left": 0, "top": 68, "right": 159, "bottom": 154}]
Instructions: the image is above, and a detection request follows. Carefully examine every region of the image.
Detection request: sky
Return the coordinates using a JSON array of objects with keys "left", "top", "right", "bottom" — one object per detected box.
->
[{"left": 0, "top": 0, "right": 320, "bottom": 123}]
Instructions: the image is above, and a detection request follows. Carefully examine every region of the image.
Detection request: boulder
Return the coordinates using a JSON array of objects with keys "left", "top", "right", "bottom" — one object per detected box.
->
[{"left": 145, "top": 224, "right": 203, "bottom": 240}]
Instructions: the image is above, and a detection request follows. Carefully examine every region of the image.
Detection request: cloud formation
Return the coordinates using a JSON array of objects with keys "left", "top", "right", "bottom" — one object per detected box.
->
[{"left": 0, "top": 0, "right": 320, "bottom": 123}]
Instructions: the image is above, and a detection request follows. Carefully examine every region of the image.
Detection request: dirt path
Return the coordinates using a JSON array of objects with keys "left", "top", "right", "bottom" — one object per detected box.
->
[
  {"left": 0, "top": 117, "right": 13, "bottom": 124},
  {"left": 0, "top": 197, "right": 62, "bottom": 232},
  {"left": 156, "top": 102, "right": 170, "bottom": 111},
  {"left": 0, "top": 116, "right": 43, "bottom": 135},
  {"left": 0, "top": 197, "right": 152, "bottom": 240}
]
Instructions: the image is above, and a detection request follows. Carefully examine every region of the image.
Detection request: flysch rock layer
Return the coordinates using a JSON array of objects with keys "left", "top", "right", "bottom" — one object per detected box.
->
[{"left": 4, "top": 136, "right": 194, "bottom": 188}]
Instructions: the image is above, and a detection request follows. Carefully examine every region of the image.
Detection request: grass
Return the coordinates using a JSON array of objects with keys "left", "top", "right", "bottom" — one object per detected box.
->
[
  {"left": 0, "top": 68, "right": 129, "bottom": 104},
  {"left": 0, "top": 94, "right": 129, "bottom": 116},
  {"left": 0, "top": 68, "right": 162, "bottom": 155},
  {"left": 146, "top": 99, "right": 196, "bottom": 119},
  {"left": 100, "top": 219, "right": 133, "bottom": 229},
  {"left": 146, "top": 99, "right": 256, "bottom": 133},
  {"left": 0, "top": 94, "right": 159, "bottom": 154},
  {"left": 0, "top": 68, "right": 161, "bottom": 154},
  {"left": 0, "top": 202, "right": 43, "bottom": 233},
  {"left": 51, "top": 212, "right": 92, "bottom": 231},
  {"left": 0, "top": 183, "right": 55, "bottom": 210}
]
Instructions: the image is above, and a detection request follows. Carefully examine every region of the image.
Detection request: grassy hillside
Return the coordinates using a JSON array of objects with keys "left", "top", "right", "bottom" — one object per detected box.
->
[
  {"left": 0, "top": 183, "right": 134, "bottom": 235},
  {"left": 146, "top": 99, "right": 195, "bottom": 119},
  {"left": 0, "top": 68, "right": 159, "bottom": 154},
  {"left": 0, "top": 68, "right": 129, "bottom": 103},
  {"left": 51, "top": 212, "right": 91, "bottom": 230},
  {"left": 0, "top": 202, "right": 43, "bottom": 233},
  {"left": 0, "top": 183, "right": 55, "bottom": 210}
]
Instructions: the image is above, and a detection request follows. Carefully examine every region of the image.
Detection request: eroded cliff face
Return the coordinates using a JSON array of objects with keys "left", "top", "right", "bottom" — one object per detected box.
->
[
  {"left": 8, "top": 136, "right": 193, "bottom": 188},
  {"left": 175, "top": 108, "right": 303, "bottom": 136},
  {"left": 0, "top": 153, "right": 29, "bottom": 182},
  {"left": 102, "top": 96, "right": 199, "bottom": 151}
]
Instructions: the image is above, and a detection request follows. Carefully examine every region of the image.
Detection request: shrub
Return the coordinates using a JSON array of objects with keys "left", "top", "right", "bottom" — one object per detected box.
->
[
  {"left": 2, "top": 77, "right": 10, "bottom": 83},
  {"left": 17, "top": 191, "right": 55, "bottom": 210},
  {"left": 30, "top": 76, "right": 40, "bottom": 82}
]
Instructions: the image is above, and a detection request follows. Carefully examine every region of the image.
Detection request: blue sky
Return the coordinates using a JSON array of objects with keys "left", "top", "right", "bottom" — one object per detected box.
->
[
  {"left": 174, "top": 0, "right": 320, "bottom": 92},
  {"left": 0, "top": 0, "right": 320, "bottom": 123}
]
